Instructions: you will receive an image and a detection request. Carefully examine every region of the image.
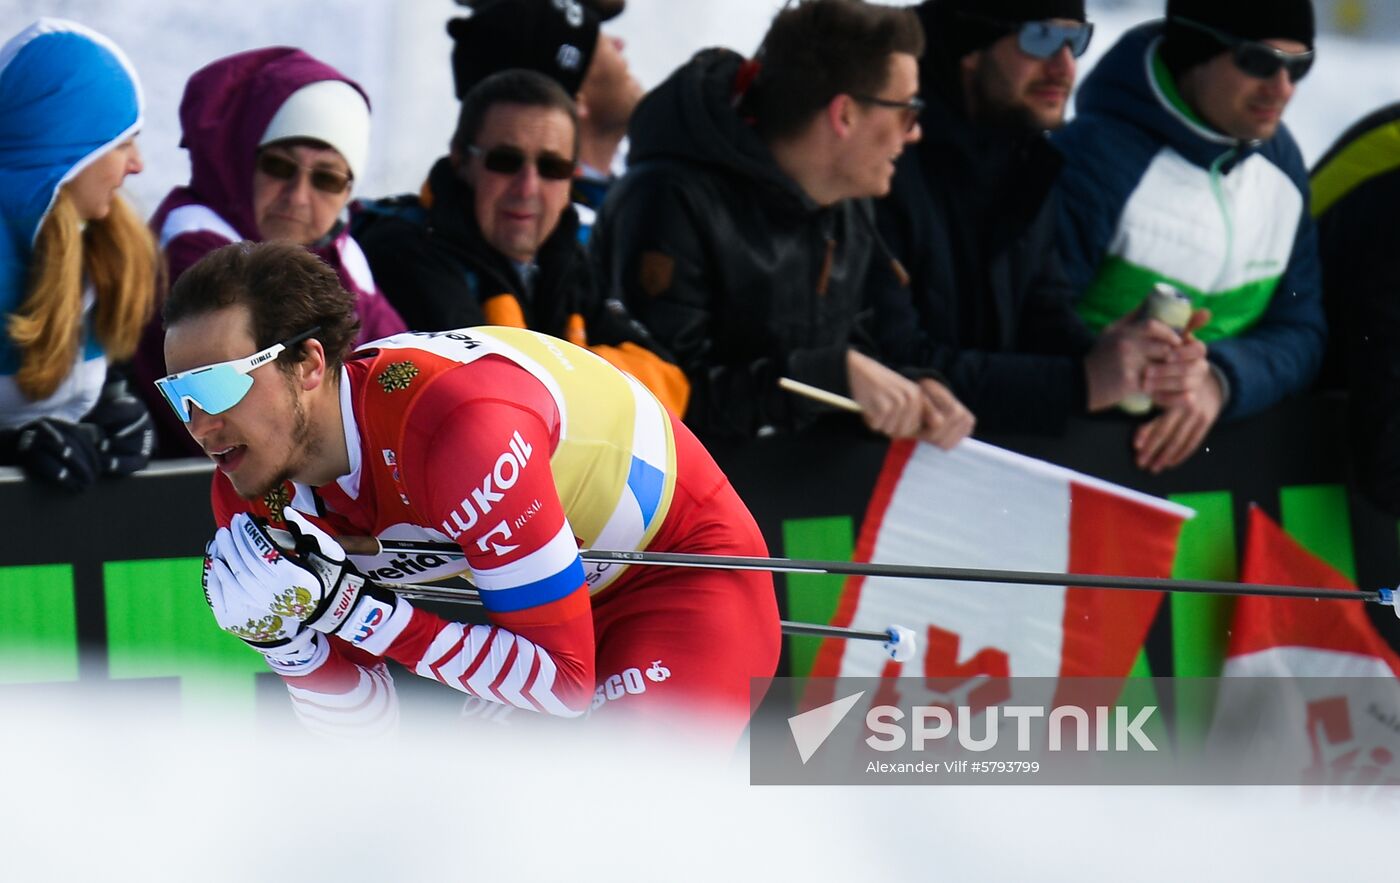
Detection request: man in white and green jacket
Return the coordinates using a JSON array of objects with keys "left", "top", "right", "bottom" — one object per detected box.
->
[{"left": 1054, "top": 0, "right": 1324, "bottom": 473}]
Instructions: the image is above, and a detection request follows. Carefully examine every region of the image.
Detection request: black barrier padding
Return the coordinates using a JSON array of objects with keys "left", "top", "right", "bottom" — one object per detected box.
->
[{"left": 3, "top": 394, "right": 1397, "bottom": 680}]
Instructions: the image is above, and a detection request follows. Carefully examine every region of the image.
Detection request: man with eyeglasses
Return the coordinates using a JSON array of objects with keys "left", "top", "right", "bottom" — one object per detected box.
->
[
  {"left": 354, "top": 70, "right": 688, "bottom": 416},
  {"left": 1054, "top": 0, "right": 1325, "bottom": 473},
  {"left": 156, "top": 240, "right": 780, "bottom": 742},
  {"left": 872, "top": 0, "right": 1205, "bottom": 435},
  {"left": 592, "top": 0, "right": 974, "bottom": 446},
  {"left": 131, "top": 48, "right": 405, "bottom": 459}
]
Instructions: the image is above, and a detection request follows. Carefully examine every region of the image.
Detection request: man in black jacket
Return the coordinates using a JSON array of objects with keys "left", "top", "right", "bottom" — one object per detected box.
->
[
  {"left": 875, "top": 0, "right": 1208, "bottom": 434},
  {"left": 354, "top": 70, "right": 688, "bottom": 416},
  {"left": 1312, "top": 102, "right": 1400, "bottom": 515},
  {"left": 446, "top": 0, "right": 644, "bottom": 240},
  {"left": 591, "top": 0, "right": 973, "bottom": 444}
]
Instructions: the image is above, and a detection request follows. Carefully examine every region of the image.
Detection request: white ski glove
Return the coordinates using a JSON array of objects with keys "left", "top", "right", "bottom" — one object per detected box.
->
[{"left": 203, "top": 513, "right": 329, "bottom": 647}]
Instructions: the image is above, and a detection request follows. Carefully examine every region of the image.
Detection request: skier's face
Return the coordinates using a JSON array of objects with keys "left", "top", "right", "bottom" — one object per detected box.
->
[
  {"left": 163, "top": 303, "right": 320, "bottom": 500},
  {"left": 961, "top": 22, "right": 1079, "bottom": 132},
  {"left": 462, "top": 104, "right": 577, "bottom": 264},
  {"left": 1178, "top": 38, "right": 1305, "bottom": 142}
]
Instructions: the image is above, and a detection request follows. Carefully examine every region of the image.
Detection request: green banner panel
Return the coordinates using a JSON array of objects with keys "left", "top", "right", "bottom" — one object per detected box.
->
[
  {"left": 782, "top": 516, "right": 856, "bottom": 678},
  {"left": 1280, "top": 484, "right": 1356, "bottom": 581},
  {"left": 0, "top": 565, "right": 78, "bottom": 684},
  {"left": 1168, "top": 492, "right": 1238, "bottom": 678},
  {"left": 104, "top": 558, "right": 266, "bottom": 714},
  {"left": 1167, "top": 492, "right": 1237, "bottom": 748}
]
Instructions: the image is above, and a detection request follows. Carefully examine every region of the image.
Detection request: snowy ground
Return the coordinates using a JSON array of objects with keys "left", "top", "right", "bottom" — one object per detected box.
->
[
  {"left": 0, "top": 697, "right": 1393, "bottom": 882},
  {"left": 4, "top": 0, "right": 1400, "bottom": 215}
]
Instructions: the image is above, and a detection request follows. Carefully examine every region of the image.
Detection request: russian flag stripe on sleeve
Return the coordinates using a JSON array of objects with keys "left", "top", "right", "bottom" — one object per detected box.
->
[
  {"left": 471, "top": 521, "right": 586, "bottom": 612},
  {"left": 471, "top": 521, "right": 578, "bottom": 590},
  {"left": 478, "top": 558, "right": 586, "bottom": 612}
]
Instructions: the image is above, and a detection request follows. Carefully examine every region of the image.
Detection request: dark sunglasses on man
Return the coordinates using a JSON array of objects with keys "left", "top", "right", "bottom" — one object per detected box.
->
[
  {"left": 469, "top": 145, "right": 576, "bottom": 181},
  {"left": 255, "top": 151, "right": 353, "bottom": 195},
  {"left": 1015, "top": 19, "right": 1094, "bottom": 59},
  {"left": 850, "top": 94, "right": 926, "bottom": 133},
  {"left": 956, "top": 12, "right": 1095, "bottom": 60},
  {"left": 1175, "top": 16, "right": 1315, "bottom": 82}
]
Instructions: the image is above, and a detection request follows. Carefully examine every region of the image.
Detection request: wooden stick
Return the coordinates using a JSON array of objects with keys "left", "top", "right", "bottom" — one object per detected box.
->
[{"left": 778, "top": 377, "right": 862, "bottom": 413}]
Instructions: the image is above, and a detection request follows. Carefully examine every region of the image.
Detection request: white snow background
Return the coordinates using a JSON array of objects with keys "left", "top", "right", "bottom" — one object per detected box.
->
[{"left": 3, "top": 1, "right": 1399, "bottom": 879}]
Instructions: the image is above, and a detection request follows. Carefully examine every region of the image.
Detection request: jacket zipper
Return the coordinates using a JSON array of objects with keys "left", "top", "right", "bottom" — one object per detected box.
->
[{"left": 1207, "top": 147, "right": 1237, "bottom": 290}]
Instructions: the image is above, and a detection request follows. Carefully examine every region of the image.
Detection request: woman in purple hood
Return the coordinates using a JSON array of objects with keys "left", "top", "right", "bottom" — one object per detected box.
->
[{"left": 133, "top": 47, "right": 405, "bottom": 457}]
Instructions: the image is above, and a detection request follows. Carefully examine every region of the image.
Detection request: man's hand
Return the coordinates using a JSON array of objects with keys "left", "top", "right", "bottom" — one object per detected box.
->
[
  {"left": 1084, "top": 312, "right": 1186, "bottom": 412},
  {"left": 204, "top": 510, "right": 403, "bottom": 651},
  {"left": 1133, "top": 369, "right": 1225, "bottom": 473},
  {"left": 1143, "top": 309, "right": 1211, "bottom": 409},
  {"left": 845, "top": 350, "right": 924, "bottom": 438},
  {"left": 915, "top": 378, "right": 974, "bottom": 450},
  {"left": 202, "top": 514, "right": 331, "bottom": 647},
  {"left": 278, "top": 508, "right": 394, "bottom": 638}
]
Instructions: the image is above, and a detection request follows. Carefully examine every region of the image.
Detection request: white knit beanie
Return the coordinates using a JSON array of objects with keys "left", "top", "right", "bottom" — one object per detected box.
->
[{"left": 259, "top": 80, "right": 370, "bottom": 181}]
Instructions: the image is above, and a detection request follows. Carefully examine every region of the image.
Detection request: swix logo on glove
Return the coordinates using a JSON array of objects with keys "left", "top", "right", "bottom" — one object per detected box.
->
[{"left": 327, "top": 574, "right": 365, "bottom": 627}]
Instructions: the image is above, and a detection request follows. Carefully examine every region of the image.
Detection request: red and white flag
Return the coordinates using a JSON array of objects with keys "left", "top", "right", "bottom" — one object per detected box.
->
[
  {"left": 1223, "top": 506, "right": 1400, "bottom": 678},
  {"left": 1208, "top": 508, "right": 1400, "bottom": 787},
  {"left": 811, "top": 439, "right": 1193, "bottom": 686}
]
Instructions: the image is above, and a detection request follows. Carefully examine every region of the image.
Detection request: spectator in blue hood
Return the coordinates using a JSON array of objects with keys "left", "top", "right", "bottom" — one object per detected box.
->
[
  {"left": 0, "top": 19, "right": 158, "bottom": 492},
  {"left": 1054, "top": 0, "right": 1326, "bottom": 473}
]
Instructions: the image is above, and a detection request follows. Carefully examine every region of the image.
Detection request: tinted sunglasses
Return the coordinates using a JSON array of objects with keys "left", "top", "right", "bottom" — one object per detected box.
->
[
  {"left": 469, "top": 145, "right": 576, "bottom": 181},
  {"left": 1016, "top": 20, "right": 1094, "bottom": 60},
  {"left": 155, "top": 327, "right": 320, "bottom": 423},
  {"left": 1175, "top": 16, "right": 1314, "bottom": 82},
  {"left": 256, "top": 152, "right": 353, "bottom": 195},
  {"left": 851, "top": 94, "right": 926, "bottom": 132}
]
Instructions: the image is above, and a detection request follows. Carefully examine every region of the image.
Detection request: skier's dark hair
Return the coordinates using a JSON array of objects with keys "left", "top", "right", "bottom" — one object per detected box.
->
[{"left": 164, "top": 241, "right": 359, "bottom": 376}]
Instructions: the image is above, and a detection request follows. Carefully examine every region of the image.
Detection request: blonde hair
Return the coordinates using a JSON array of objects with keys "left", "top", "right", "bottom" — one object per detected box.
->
[{"left": 7, "top": 189, "right": 157, "bottom": 401}]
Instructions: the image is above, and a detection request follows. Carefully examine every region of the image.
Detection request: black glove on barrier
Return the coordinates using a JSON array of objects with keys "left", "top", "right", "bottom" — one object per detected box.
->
[
  {"left": 82, "top": 374, "right": 155, "bottom": 476},
  {"left": 14, "top": 417, "right": 102, "bottom": 492}
]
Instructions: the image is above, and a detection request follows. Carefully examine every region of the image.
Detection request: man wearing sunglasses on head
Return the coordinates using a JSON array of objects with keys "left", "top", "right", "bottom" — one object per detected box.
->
[
  {"left": 592, "top": 0, "right": 973, "bottom": 446},
  {"left": 131, "top": 48, "right": 406, "bottom": 461},
  {"left": 355, "top": 70, "right": 688, "bottom": 417},
  {"left": 1053, "top": 0, "right": 1325, "bottom": 474},
  {"left": 872, "top": 0, "right": 1207, "bottom": 435},
  {"left": 157, "top": 240, "right": 779, "bottom": 742}
]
